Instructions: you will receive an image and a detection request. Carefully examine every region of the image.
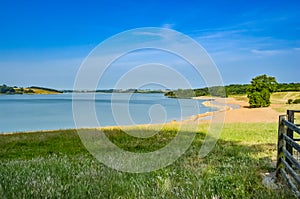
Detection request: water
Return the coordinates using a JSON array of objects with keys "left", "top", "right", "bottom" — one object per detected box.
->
[{"left": 0, "top": 93, "right": 216, "bottom": 133}]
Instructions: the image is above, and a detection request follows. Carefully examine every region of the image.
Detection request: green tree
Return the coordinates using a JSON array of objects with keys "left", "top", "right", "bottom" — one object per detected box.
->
[{"left": 247, "top": 74, "right": 277, "bottom": 108}]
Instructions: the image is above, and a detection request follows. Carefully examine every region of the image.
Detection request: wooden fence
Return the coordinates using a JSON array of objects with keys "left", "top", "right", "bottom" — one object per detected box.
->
[{"left": 277, "top": 110, "right": 300, "bottom": 197}]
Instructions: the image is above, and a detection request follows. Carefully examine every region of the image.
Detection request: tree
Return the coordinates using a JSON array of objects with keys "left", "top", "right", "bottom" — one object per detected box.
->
[
  {"left": 247, "top": 74, "right": 277, "bottom": 108},
  {"left": 0, "top": 84, "right": 15, "bottom": 94}
]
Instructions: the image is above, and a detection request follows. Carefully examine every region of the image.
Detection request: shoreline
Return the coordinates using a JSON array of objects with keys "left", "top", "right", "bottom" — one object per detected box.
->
[
  {"left": 189, "top": 96, "right": 280, "bottom": 123},
  {"left": 182, "top": 96, "right": 234, "bottom": 123},
  {"left": 192, "top": 96, "right": 238, "bottom": 119}
]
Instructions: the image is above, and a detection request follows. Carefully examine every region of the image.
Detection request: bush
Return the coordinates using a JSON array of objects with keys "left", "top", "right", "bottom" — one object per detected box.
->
[
  {"left": 247, "top": 75, "right": 277, "bottom": 108},
  {"left": 287, "top": 99, "right": 300, "bottom": 104},
  {"left": 293, "top": 99, "right": 300, "bottom": 104}
]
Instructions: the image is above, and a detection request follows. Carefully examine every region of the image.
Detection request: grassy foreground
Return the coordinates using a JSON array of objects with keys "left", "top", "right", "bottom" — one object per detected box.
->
[{"left": 0, "top": 123, "right": 294, "bottom": 198}]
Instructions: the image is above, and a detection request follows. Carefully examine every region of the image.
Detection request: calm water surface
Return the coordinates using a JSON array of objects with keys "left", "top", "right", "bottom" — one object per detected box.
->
[{"left": 0, "top": 93, "right": 216, "bottom": 133}]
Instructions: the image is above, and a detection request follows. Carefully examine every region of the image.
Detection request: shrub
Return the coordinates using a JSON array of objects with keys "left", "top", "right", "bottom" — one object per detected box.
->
[
  {"left": 287, "top": 99, "right": 293, "bottom": 104},
  {"left": 247, "top": 74, "right": 277, "bottom": 108},
  {"left": 293, "top": 99, "right": 300, "bottom": 104}
]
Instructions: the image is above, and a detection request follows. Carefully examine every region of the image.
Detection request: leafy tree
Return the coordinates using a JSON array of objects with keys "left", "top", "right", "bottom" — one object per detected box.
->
[{"left": 247, "top": 74, "right": 277, "bottom": 108}]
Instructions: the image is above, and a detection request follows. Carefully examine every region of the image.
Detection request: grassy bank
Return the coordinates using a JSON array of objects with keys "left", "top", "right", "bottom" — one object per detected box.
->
[
  {"left": 231, "top": 92, "right": 300, "bottom": 117},
  {"left": 0, "top": 123, "right": 294, "bottom": 198}
]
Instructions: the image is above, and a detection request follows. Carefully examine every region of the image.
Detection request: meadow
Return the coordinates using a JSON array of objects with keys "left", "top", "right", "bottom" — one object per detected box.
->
[{"left": 0, "top": 123, "right": 295, "bottom": 198}]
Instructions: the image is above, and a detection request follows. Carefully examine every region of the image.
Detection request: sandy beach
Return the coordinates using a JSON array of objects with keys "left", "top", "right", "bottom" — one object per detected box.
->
[{"left": 191, "top": 96, "right": 280, "bottom": 123}]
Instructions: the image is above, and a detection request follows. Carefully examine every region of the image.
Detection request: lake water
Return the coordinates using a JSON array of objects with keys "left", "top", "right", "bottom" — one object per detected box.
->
[{"left": 0, "top": 93, "right": 216, "bottom": 133}]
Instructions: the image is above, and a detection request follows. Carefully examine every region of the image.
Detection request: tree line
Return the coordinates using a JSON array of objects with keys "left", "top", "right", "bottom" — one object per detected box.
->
[
  {"left": 0, "top": 84, "right": 35, "bottom": 94},
  {"left": 165, "top": 76, "right": 300, "bottom": 108},
  {"left": 0, "top": 85, "right": 62, "bottom": 94}
]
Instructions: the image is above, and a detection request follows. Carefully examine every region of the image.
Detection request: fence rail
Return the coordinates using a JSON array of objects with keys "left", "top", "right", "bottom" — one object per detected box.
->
[{"left": 277, "top": 110, "right": 300, "bottom": 197}]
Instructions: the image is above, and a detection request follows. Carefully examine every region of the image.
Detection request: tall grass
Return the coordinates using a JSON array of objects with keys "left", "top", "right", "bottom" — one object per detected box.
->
[{"left": 0, "top": 124, "right": 295, "bottom": 198}]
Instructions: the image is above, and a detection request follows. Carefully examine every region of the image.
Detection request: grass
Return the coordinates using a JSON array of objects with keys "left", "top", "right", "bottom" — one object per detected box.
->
[
  {"left": 271, "top": 92, "right": 300, "bottom": 104},
  {"left": 231, "top": 92, "right": 300, "bottom": 120},
  {"left": 0, "top": 123, "right": 295, "bottom": 198},
  {"left": 29, "top": 88, "right": 61, "bottom": 94},
  {"left": 13, "top": 87, "right": 61, "bottom": 94},
  {"left": 270, "top": 92, "right": 300, "bottom": 122}
]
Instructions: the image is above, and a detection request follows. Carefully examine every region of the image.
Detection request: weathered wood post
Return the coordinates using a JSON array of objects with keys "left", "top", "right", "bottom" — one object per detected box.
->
[
  {"left": 287, "top": 110, "right": 294, "bottom": 161},
  {"left": 276, "top": 110, "right": 300, "bottom": 197},
  {"left": 276, "top": 115, "right": 286, "bottom": 176}
]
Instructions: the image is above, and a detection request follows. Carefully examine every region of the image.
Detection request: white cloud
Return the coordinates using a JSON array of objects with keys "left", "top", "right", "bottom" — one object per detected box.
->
[
  {"left": 197, "top": 29, "right": 247, "bottom": 40},
  {"left": 250, "top": 49, "right": 283, "bottom": 56},
  {"left": 161, "top": 23, "right": 175, "bottom": 29}
]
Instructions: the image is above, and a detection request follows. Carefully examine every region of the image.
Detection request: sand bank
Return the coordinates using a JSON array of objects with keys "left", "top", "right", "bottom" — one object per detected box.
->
[{"left": 189, "top": 96, "right": 280, "bottom": 123}]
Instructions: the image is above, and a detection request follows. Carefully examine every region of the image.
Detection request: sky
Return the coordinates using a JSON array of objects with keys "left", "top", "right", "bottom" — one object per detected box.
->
[{"left": 0, "top": 0, "right": 299, "bottom": 89}]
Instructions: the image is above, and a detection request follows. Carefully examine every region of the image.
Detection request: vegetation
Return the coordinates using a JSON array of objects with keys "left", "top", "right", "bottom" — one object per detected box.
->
[
  {"left": 165, "top": 82, "right": 300, "bottom": 99},
  {"left": 13, "top": 87, "right": 35, "bottom": 94},
  {"left": 165, "top": 86, "right": 227, "bottom": 98},
  {"left": 164, "top": 89, "right": 195, "bottom": 98},
  {"left": 232, "top": 91, "right": 300, "bottom": 108},
  {"left": 2, "top": 81, "right": 300, "bottom": 96},
  {"left": 268, "top": 92, "right": 300, "bottom": 118},
  {"left": 0, "top": 124, "right": 294, "bottom": 198},
  {"left": 277, "top": 83, "right": 300, "bottom": 92},
  {"left": 0, "top": 84, "right": 15, "bottom": 94},
  {"left": 247, "top": 75, "right": 278, "bottom": 108},
  {"left": 0, "top": 84, "right": 62, "bottom": 95},
  {"left": 288, "top": 98, "right": 300, "bottom": 104},
  {"left": 30, "top": 86, "right": 63, "bottom": 94}
]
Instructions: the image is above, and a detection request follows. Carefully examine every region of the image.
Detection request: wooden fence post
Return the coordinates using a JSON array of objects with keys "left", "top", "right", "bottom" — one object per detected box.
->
[
  {"left": 287, "top": 110, "right": 294, "bottom": 162},
  {"left": 277, "top": 115, "right": 286, "bottom": 176},
  {"left": 276, "top": 110, "right": 300, "bottom": 197}
]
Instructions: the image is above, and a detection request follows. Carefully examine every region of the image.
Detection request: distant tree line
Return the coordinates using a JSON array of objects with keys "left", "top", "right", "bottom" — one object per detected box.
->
[
  {"left": 164, "top": 85, "right": 247, "bottom": 98},
  {"left": 165, "top": 86, "right": 228, "bottom": 98},
  {"left": 0, "top": 85, "right": 65, "bottom": 94},
  {"left": 0, "top": 84, "right": 35, "bottom": 94},
  {"left": 277, "top": 83, "right": 300, "bottom": 92},
  {"left": 164, "top": 89, "right": 196, "bottom": 98},
  {"left": 164, "top": 82, "right": 300, "bottom": 99},
  {"left": 0, "top": 84, "right": 15, "bottom": 94}
]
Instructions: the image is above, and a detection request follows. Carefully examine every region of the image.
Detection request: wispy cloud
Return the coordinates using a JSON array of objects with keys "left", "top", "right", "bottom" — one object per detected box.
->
[
  {"left": 193, "top": 25, "right": 296, "bottom": 58},
  {"left": 250, "top": 49, "right": 283, "bottom": 56},
  {"left": 161, "top": 23, "right": 175, "bottom": 29},
  {"left": 197, "top": 29, "right": 247, "bottom": 39}
]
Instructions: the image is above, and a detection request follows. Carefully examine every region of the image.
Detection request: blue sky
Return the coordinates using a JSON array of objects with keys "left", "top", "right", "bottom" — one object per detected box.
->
[{"left": 0, "top": 0, "right": 299, "bottom": 89}]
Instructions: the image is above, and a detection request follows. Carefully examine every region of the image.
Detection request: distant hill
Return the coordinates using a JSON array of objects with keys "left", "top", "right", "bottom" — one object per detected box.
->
[
  {"left": 0, "top": 84, "right": 62, "bottom": 94},
  {"left": 29, "top": 86, "right": 63, "bottom": 94}
]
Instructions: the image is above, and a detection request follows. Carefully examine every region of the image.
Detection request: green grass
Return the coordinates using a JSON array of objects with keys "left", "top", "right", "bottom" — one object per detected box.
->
[
  {"left": 271, "top": 92, "right": 300, "bottom": 104},
  {"left": 270, "top": 92, "right": 300, "bottom": 121},
  {"left": 0, "top": 124, "right": 295, "bottom": 198}
]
